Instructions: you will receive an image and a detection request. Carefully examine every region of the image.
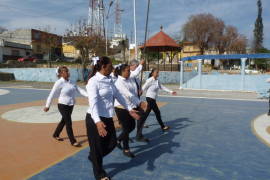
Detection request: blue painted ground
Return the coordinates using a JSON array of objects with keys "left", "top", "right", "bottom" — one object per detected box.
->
[
  {"left": 0, "top": 88, "right": 85, "bottom": 105},
  {"left": 1, "top": 88, "right": 270, "bottom": 180},
  {"left": 29, "top": 96, "right": 270, "bottom": 180}
]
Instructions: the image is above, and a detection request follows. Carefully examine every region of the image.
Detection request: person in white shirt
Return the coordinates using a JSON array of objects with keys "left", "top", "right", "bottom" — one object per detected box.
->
[
  {"left": 114, "top": 64, "right": 147, "bottom": 158},
  {"left": 43, "top": 66, "right": 88, "bottom": 147},
  {"left": 129, "top": 59, "right": 145, "bottom": 96},
  {"left": 85, "top": 57, "right": 140, "bottom": 180},
  {"left": 142, "top": 68, "right": 176, "bottom": 132}
]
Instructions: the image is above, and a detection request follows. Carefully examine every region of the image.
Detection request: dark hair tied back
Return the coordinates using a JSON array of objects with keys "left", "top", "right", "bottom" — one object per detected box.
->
[
  {"left": 88, "top": 56, "right": 111, "bottom": 80},
  {"left": 114, "top": 64, "right": 129, "bottom": 77},
  {"left": 149, "top": 68, "right": 157, "bottom": 78}
]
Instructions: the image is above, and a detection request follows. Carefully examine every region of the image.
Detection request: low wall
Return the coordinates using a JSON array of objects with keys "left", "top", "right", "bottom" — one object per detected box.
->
[
  {"left": 183, "top": 74, "right": 270, "bottom": 94},
  {"left": 0, "top": 68, "right": 84, "bottom": 82},
  {"left": 0, "top": 68, "right": 198, "bottom": 84}
]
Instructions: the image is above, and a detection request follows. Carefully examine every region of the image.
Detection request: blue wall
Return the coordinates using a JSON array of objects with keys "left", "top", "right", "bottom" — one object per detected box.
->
[
  {"left": 0, "top": 68, "right": 84, "bottom": 82},
  {"left": 183, "top": 74, "right": 270, "bottom": 95},
  {"left": 0, "top": 68, "right": 196, "bottom": 84}
]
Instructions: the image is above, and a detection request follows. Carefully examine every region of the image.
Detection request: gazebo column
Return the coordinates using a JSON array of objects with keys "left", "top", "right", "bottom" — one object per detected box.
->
[
  {"left": 157, "top": 50, "right": 160, "bottom": 70},
  {"left": 164, "top": 52, "right": 166, "bottom": 71},
  {"left": 241, "top": 58, "right": 247, "bottom": 90},
  {"left": 198, "top": 59, "right": 202, "bottom": 89},
  {"left": 179, "top": 60, "right": 184, "bottom": 89},
  {"left": 170, "top": 51, "right": 173, "bottom": 72}
]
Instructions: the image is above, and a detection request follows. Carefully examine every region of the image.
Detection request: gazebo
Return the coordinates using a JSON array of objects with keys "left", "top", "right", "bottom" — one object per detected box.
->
[{"left": 140, "top": 26, "right": 181, "bottom": 71}]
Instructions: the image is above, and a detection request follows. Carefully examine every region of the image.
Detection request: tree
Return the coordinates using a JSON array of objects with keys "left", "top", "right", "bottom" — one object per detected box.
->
[
  {"left": 65, "top": 19, "right": 107, "bottom": 81},
  {"left": 182, "top": 13, "right": 223, "bottom": 55},
  {"left": 253, "top": 0, "right": 264, "bottom": 52}
]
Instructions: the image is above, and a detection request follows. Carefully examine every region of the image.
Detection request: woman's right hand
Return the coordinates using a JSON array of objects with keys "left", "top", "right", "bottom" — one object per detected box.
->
[
  {"left": 129, "top": 109, "right": 141, "bottom": 120},
  {"left": 96, "top": 121, "right": 107, "bottom": 137},
  {"left": 43, "top": 107, "right": 49, "bottom": 112}
]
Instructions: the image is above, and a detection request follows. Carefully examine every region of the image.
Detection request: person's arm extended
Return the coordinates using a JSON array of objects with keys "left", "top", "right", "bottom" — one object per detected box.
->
[
  {"left": 130, "top": 64, "right": 142, "bottom": 78},
  {"left": 159, "top": 81, "right": 173, "bottom": 93},
  {"left": 76, "top": 85, "right": 88, "bottom": 97}
]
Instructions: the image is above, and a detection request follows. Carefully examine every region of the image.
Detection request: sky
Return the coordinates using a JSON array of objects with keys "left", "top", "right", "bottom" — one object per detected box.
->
[{"left": 0, "top": 0, "right": 269, "bottom": 48}]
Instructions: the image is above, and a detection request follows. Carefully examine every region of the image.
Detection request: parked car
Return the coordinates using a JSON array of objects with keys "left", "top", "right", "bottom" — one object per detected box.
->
[{"left": 18, "top": 56, "right": 37, "bottom": 62}]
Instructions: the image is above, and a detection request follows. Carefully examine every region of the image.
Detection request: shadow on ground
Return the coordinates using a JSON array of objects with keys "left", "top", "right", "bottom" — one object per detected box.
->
[{"left": 105, "top": 117, "right": 192, "bottom": 177}]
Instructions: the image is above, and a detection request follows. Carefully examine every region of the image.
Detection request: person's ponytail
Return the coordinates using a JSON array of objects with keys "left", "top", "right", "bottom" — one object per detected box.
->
[{"left": 148, "top": 68, "right": 156, "bottom": 78}]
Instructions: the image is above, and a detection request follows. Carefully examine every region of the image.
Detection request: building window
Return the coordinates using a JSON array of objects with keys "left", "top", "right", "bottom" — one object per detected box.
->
[
  {"left": 11, "top": 50, "right": 20, "bottom": 56},
  {"left": 34, "top": 32, "right": 41, "bottom": 40}
]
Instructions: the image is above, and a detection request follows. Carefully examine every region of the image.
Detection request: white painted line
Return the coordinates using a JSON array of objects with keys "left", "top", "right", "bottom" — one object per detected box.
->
[
  {"left": 1, "top": 105, "right": 88, "bottom": 123},
  {"left": 0, "top": 89, "right": 10, "bottom": 95},
  {"left": 178, "top": 88, "right": 254, "bottom": 93},
  {"left": 252, "top": 114, "right": 270, "bottom": 147},
  {"left": 159, "top": 94, "right": 267, "bottom": 102},
  {"left": 0, "top": 86, "right": 50, "bottom": 91}
]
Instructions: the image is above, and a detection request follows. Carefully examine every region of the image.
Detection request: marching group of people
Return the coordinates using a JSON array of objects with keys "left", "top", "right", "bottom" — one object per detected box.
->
[{"left": 43, "top": 56, "right": 176, "bottom": 180}]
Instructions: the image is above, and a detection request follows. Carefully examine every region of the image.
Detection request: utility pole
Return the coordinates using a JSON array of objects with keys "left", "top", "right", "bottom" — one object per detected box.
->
[
  {"left": 133, "top": 0, "right": 137, "bottom": 60},
  {"left": 143, "top": 0, "right": 151, "bottom": 57}
]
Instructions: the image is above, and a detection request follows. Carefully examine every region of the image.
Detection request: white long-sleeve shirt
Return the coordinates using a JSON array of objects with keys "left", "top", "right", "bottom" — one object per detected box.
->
[
  {"left": 45, "top": 77, "right": 88, "bottom": 108},
  {"left": 114, "top": 76, "right": 141, "bottom": 108},
  {"left": 86, "top": 72, "right": 132, "bottom": 123},
  {"left": 130, "top": 64, "right": 143, "bottom": 89},
  {"left": 142, "top": 77, "right": 173, "bottom": 99}
]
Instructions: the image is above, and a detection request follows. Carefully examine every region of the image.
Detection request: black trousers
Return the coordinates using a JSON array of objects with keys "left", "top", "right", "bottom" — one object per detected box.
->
[
  {"left": 115, "top": 107, "right": 136, "bottom": 150},
  {"left": 85, "top": 114, "right": 116, "bottom": 180},
  {"left": 53, "top": 104, "right": 76, "bottom": 144},
  {"left": 145, "top": 97, "right": 165, "bottom": 128}
]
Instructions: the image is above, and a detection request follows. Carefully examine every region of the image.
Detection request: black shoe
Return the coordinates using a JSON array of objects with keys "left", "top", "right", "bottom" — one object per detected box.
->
[
  {"left": 268, "top": 112, "right": 270, "bottom": 116},
  {"left": 71, "top": 142, "right": 82, "bottom": 147},
  {"left": 53, "top": 136, "right": 64, "bottom": 141},
  {"left": 136, "top": 136, "right": 150, "bottom": 143},
  {"left": 116, "top": 141, "right": 122, "bottom": 150},
  {"left": 162, "top": 126, "right": 170, "bottom": 131},
  {"left": 123, "top": 150, "right": 135, "bottom": 158}
]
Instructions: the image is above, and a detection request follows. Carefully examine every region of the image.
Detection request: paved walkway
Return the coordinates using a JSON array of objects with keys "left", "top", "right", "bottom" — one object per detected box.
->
[{"left": 0, "top": 84, "right": 270, "bottom": 180}]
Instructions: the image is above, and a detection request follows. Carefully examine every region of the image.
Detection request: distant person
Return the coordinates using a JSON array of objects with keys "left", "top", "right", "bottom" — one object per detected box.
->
[
  {"left": 85, "top": 56, "right": 140, "bottom": 180},
  {"left": 142, "top": 68, "right": 177, "bottom": 132},
  {"left": 129, "top": 59, "right": 145, "bottom": 96},
  {"left": 114, "top": 64, "right": 147, "bottom": 158},
  {"left": 44, "top": 66, "right": 87, "bottom": 147}
]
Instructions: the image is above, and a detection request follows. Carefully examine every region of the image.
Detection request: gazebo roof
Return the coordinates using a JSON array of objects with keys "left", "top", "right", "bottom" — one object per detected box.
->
[{"left": 140, "top": 27, "right": 181, "bottom": 52}]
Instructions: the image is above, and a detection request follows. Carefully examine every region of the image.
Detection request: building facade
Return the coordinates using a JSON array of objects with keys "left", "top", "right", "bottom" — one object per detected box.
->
[
  {"left": 0, "top": 29, "right": 62, "bottom": 60},
  {"left": 0, "top": 39, "right": 32, "bottom": 62},
  {"left": 62, "top": 43, "right": 80, "bottom": 59}
]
